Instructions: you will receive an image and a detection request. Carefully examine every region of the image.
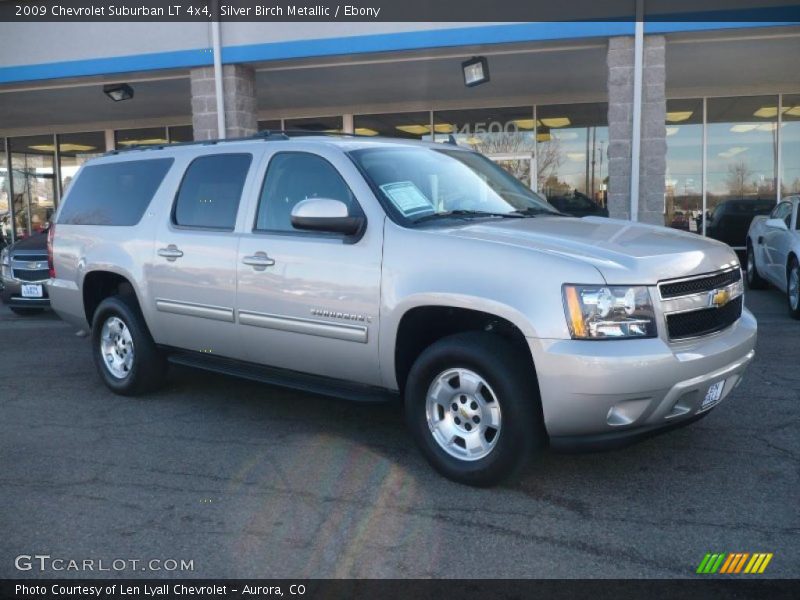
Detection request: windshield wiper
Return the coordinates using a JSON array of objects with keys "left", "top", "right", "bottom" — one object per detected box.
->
[
  {"left": 413, "top": 210, "right": 524, "bottom": 224},
  {"left": 509, "top": 207, "right": 563, "bottom": 217}
]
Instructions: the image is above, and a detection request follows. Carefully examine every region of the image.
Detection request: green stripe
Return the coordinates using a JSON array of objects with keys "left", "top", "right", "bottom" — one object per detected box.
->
[
  {"left": 697, "top": 554, "right": 712, "bottom": 573},
  {"left": 710, "top": 554, "right": 727, "bottom": 573},
  {"left": 703, "top": 554, "right": 719, "bottom": 573}
]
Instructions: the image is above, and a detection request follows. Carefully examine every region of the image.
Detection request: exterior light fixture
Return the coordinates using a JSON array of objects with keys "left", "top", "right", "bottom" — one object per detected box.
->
[
  {"left": 462, "top": 56, "right": 490, "bottom": 87},
  {"left": 103, "top": 83, "right": 134, "bottom": 102}
]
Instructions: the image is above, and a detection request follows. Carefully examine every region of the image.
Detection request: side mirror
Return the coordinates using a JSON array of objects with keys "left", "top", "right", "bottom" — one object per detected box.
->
[
  {"left": 765, "top": 217, "right": 788, "bottom": 230},
  {"left": 290, "top": 198, "right": 364, "bottom": 236}
]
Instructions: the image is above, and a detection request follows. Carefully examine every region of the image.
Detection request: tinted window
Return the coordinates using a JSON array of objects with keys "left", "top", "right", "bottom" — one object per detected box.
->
[
  {"left": 255, "top": 152, "right": 358, "bottom": 232},
  {"left": 174, "top": 154, "right": 252, "bottom": 229},
  {"left": 58, "top": 158, "right": 173, "bottom": 226},
  {"left": 770, "top": 202, "right": 791, "bottom": 220}
]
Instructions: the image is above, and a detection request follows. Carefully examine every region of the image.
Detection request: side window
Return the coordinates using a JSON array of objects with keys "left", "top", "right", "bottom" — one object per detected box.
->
[
  {"left": 255, "top": 152, "right": 359, "bottom": 233},
  {"left": 770, "top": 202, "right": 791, "bottom": 220},
  {"left": 173, "top": 153, "right": 252, "bottom": 230},
  {"left": 58, "top": 158, "right": 173, "bottom": 226}
]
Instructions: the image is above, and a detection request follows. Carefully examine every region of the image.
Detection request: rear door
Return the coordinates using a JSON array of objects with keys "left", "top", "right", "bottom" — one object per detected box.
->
[
  {"left": 147, "top": 151, "right": 258, "bottom": 359},
  {"left": 235, "top": 146, "right": 383, "bottom": 386}
]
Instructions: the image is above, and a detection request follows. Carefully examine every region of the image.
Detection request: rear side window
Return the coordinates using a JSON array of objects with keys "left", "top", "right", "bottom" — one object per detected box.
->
[
  {"left": 173, "top": 154, "right": 252, "bottom": 230},
  {"left": 58, "top": 158, "right": 173, "bottom": 226}
]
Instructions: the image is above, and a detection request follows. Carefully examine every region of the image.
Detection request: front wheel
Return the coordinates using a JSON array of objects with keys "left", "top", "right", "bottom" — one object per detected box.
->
[
  {"left": 404, "top": 332, "right": 543, "bottom": 487},
  {"left": 746, "top": 243, "right": 767, "bottom": 289},
  {"left": 788, "top": 257, "right": 800, "bottom": 320},
  {"left": 91, "top": 295, "right": 166, "bottom": 395}
]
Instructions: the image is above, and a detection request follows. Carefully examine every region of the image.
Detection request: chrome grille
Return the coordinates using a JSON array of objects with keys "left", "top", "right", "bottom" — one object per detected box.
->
[
  {"left": 12, "top": 269, "right": 49, "bottom": 282},
  {"left": 659, "top": 268, "right": 741, "bottom": 299},
  {"left": 666, "top": 296, "right": 743, "bottom": 340}
]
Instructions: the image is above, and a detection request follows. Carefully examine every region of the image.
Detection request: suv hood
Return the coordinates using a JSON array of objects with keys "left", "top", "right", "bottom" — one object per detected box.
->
[
  {"left": 442, "top": 216, "right": 738, "bottom": 285},
  {"left": 8, "top": 232, "right": 48, "bottom": 254}
]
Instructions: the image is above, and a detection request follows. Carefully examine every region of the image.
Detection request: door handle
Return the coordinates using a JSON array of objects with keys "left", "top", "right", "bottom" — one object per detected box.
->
[
  {"left": 157, "top": 245, "right": 184, "bottom": 261},
  {"left": 242, "top": 252, "right": 275, "bottom": 270}
]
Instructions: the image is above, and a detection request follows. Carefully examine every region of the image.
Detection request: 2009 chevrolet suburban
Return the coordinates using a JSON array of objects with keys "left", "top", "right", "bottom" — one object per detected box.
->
[{"left": 47, "top": 132, "right": 757, "bottom": 486}]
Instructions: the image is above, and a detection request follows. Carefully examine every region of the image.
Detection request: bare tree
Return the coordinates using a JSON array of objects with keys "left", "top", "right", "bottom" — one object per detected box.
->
[{"left": 725, "top": 161, "right": 754, "bottom": 198}]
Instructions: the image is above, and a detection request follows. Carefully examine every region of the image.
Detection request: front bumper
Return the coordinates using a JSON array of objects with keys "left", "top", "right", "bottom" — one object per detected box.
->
[
  {"left": 1, "top": 277, "right": 51, "bottom": 308},
  {"left": 529, "top": 308, "right": 757, "bottom": 444}
]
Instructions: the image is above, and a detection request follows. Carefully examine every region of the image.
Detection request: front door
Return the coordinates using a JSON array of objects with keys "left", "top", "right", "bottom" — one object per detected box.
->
[
  {"left": 148, "top": 152, "right": 256, "bottom": 359},
  {"left": 763, "top": 201, "right": 793, "bottom": 286},
  {"left": 236, "top": 149, "right": 383, "bottom": 386}
]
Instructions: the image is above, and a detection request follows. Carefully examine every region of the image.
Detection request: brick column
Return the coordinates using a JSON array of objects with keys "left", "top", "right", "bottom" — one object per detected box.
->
[
  {"left": 190, "top": 64, "right": 258, "bottom": 141},
  {"left": 606, "top": 36, "right": 667, "bottom": 225}
]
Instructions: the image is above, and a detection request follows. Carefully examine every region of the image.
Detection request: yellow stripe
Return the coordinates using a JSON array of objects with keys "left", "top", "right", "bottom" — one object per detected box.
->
[
  {"left": 734, "top": 553, "right": 749, "bottom": 573},
  {"left": 720, "top": 553, "right": 736, "bottom": 573},
  {"left": 758, "top": 553, "right": 773, "bottom": 573},
  {"left": 750, "top": 553, "right": 766, "bottom": 573},
  {"left": 744, "top": 554, "right": 760, "bottom": 573}
]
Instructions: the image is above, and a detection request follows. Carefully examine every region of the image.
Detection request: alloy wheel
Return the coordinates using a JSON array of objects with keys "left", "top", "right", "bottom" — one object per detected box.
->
[{"left": 100, "top": 316, "right": 134, "bottom": 379}]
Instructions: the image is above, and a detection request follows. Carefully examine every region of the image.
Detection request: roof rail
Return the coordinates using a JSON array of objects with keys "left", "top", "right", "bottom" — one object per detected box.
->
[{"left": 105, "top": 129, "right": 370, "bottom": 155}]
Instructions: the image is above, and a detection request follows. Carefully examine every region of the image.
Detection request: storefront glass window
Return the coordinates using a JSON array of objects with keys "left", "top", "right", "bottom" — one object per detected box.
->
[
  {"left": 9, "top": 135, "right": 57, "bottom": 238},
  {"left": 781, "top": 94, "right": 800, "bottom": 196},
  {"left": 0, "top": 138, "right": 10, "bottom": 248},
  {"left": 168, "top": 125, "right": 193, "bottom": 143},
  {"left": 353, "top": 111, "right": 433, "bottom": 140},
  {"left": 258, "top": 119, "right": 282, "bottom": 132},
  {"left": 284, "top": 116, "right": 343, "bottom": 133},
  {"left": 115, "top": 127, "right": 168, "bottom": 148},
  {"left": 665, "top": 99, "right": 703, "bottom": 232},
  {"left": 432, "top": 106, "right": 535, "bottom": 187},
  {"left": 58, "top": 131, "right": 105, "bottom": 193},
  {"left": 536, "top": 102, "right": 608, "bottom": 208}
]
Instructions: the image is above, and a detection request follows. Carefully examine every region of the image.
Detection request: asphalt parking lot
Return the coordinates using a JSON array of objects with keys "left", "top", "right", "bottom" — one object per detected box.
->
[{"left": 0, "top": 289, "right": 797, "bottom": 579}]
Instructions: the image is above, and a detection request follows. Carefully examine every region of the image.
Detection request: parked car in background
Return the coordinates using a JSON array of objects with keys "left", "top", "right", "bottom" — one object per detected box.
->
[
  {"left": 1, "top": 231, "right": 50, "bottom": 315},
  {"left": 746, "top": 196, "right": 800, "bottom": 319},
  {"left": 701, "top": 199, "right": 775, "bottom": 252},
  {"left": 669, "top": 211, "right": 691, "bottom": 231},
  {"left": 546, "top": 190, "right": 609, "bottom": 218},
  {"left": 48, "top": 133, "right": 755, "bottom": 486}
]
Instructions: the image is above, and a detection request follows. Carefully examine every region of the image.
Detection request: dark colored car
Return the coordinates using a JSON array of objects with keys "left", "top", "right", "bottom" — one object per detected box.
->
[
  {"left": 701, "top": 199, "right": 775, "bottom": 249},
  {"left": 1, "top": 231, "right": 50, "bottom": 315},
  {"left": 547, "top": 191, "right": 609, "bottom": 218}
]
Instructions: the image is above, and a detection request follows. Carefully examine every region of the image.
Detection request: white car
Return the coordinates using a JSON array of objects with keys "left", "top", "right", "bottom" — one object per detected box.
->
[{"left": 746, "top": 196, "right": 800, "bottom": 318}]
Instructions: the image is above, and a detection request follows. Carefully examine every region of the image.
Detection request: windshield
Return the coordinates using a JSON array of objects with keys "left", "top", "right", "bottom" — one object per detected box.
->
[{"left": 349, "top": 146, "right": 560, "bottom": 223}]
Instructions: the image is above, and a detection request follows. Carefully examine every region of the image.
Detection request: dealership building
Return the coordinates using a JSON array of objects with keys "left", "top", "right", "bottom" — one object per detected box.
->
[{"left": 0, "top": 19, "right": 798, "bottom": 247}]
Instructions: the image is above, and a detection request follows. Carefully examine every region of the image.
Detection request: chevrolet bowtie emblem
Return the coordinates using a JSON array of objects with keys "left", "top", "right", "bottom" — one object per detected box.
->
[{"left": 709, "top": 288, "right": 730, "bottom": 308}]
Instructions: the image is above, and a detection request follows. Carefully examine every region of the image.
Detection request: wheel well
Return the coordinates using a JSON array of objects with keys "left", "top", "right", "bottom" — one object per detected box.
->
[
  {"left": 82, "top": 271, "right": 136, "bottom": 326},
  {"left": 394, "top": 306, "right": 535, "bottom": 393}
]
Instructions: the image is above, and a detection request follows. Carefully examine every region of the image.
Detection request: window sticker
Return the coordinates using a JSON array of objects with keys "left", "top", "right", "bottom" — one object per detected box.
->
[{"left": 379, "top": 181, "right": 434, "bottom": 217}]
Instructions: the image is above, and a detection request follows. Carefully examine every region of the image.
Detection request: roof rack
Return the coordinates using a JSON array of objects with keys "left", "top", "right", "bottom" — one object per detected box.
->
[{"left": 106, "top": 129, "right": 371, "bottom": 155}]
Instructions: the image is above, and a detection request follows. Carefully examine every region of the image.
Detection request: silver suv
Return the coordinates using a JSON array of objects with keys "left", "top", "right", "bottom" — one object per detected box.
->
[{"left": 48, "top": 133, "right": 756, "bottom": 486}]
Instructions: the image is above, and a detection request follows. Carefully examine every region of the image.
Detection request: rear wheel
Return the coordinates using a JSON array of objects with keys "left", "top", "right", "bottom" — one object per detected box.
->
[
  {"left": 746, "top": 243, "right": 767, "bottom": 289},
  {"left": 404, "top": 331, "right": 542, "bottom": 487},
  {"left": 91, "top": 295, "right": 166, "bottom": 395},
  {"left": 788, "top": 257, "right": 800, "bottom": 320}
]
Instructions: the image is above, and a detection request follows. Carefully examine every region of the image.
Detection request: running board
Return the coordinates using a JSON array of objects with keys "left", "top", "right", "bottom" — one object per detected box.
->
[{"left": 165, "top": 349, "right": 397, "bottom": 403}]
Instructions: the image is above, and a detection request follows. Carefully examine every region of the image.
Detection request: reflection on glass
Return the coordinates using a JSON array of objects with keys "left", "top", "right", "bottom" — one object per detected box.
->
[
  {"left": 284, "top": 116, "right": 343, "bottom": 133},
  {"left": 115, "top": 127, "right": 168, "bottom": 148},
  {"left": 168, "top": 125, "right": 193, "bottom": 143},
  {"left": 432, "top": 107, "right": 534, "bottom": 187},
  {"left": 0, "top": 138, "right": 10, "bottom": 248},
  {"left": 9, "top": 135, "right": 57, "bottom": 238},
  {"left": 536, "top": 103, "right": 608, "bottom": 208},
  {"left": 58, "top": 131, "right": 105, "bottom": 194},
  {"left": 706, "top": 96, "right": 778, "bottom": 248},
  {"left": 354, "top": 112, "right": 432, "bottom": 140},
  {"left": 665, "top": 99, "right": 703, "bottom": 232},
  {"left": 781, "top": 94, "right": 800, "bottom": 196}
]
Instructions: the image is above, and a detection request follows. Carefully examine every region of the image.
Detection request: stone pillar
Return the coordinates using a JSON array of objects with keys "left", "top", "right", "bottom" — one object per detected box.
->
[
  {"left": 190, "top": 64, "right": 257, "bottom": 141},
  {"left": 606, "top": 36, "right": 667, "bottom": 225}
]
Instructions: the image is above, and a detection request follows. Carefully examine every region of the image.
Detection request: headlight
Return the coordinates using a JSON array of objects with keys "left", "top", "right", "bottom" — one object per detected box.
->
[{"left": 562, "top": 284, "right": 657, "bottom": 339}]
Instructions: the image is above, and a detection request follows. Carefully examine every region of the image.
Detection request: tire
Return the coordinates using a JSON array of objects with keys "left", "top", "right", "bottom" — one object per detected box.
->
[
  {"left": 746, "top": 243, "right": 768, "bottom": 289},
  {"left": 787, "top": 256, "right": 800, "bottom": 320},
  {"left": 404, "top": 331, "right": 543, "bottom": 487},
  {"left": 91, "top": 295, "right": 167, "bottom": 395},
  {"left": 10, "top": 307, "right": 44, "bottom": 316}
]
